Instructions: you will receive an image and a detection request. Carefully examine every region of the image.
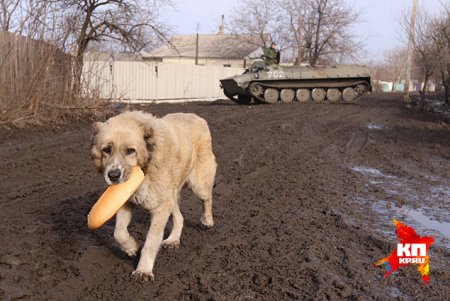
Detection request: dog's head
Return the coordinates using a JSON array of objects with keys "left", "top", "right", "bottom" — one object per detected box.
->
[{"left": 91, "top": 112, "right": 154, "bottom": 185}]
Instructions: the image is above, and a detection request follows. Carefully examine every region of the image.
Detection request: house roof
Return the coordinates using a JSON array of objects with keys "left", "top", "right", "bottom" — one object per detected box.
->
[
  {"left": 144, "top": 34, "right": 270, "bottom": 59},
  {"left": 84, "top": 52, "right": 143, "bottom": 61}
]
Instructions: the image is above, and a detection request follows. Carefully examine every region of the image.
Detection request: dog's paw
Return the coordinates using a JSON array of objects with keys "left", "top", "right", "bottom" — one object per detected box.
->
[
  {"left": 121, "top": 240, "right": 139, "bottom": 257},
  {"left": 162, "top": 238, "right": 180, "bottom": 249},
  {"left": 131, "top": 270, "right": 154, "bottom": 282},
  {"left": 200, "top": 216, "right": 214, "bottom": 229},
  {"left": 125, "top": 247, "right": 138, "bottom": 257}
]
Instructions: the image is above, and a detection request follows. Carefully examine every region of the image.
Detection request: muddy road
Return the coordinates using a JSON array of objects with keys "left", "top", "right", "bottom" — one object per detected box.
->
[{"left": 1, "top": 93, "right": 449, "bottom": 300}]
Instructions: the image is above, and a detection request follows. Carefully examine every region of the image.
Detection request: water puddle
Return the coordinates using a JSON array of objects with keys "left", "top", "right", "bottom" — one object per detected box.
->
[
  {"left": 352, "top": 165, "right": 449, "bottom": 203},
  {"left": 401, "top": 208, "right": 450, "bottom": 239},
  {"left": 352, "top": 165, "right": 450, "bottom": 248},
  {"left": 427, "top": 99, "right": 447, "bottom": 113},
  {"left": 409, "top": 98, "right": 450, "bottom": 119},
  {"left": 350, "top": 166, "right": 395, "bottom": 178},
  {"left": 367, "top": 123, "right": 384, "bottom": 130}
]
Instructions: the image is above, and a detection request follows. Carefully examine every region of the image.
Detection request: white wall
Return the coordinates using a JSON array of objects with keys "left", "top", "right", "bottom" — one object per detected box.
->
[
  {"left": 82, "top": 61, "right": 244, "bottom": 101},
  {"left": 160, "top": 57, "right": 245, "bottom": 68}
]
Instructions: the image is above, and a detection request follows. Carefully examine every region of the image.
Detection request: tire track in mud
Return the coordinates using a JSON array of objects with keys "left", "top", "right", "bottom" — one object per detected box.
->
[{"left": 0, "top": 94, "right": 449, "bottom": 300}]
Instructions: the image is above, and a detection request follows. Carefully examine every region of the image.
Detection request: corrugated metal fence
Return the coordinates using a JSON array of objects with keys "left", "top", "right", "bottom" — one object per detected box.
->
[{"left": 82, "top": 61, "right": 243, "bottom": 101}]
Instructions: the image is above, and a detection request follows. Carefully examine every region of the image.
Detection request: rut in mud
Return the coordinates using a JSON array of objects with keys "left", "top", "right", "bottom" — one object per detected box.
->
[{"left": 0, "top": 93, "right": 449, "bottom": 300}]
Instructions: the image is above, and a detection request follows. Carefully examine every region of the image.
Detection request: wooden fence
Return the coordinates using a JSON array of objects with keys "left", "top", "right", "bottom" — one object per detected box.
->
[
  {"left": 82, "top": 60, "right": 244, "bottom": 101},
  {"left": 0, "top": 31, "right": 71, "bottom": 122},
  {"left": 0, "top": 31, "right": 245, "bottom": 123}
]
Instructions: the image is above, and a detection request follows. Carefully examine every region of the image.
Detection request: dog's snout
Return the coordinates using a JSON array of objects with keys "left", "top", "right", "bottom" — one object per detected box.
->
[{"left": 108, "top": 169, "right": 121, "bottom": 182}]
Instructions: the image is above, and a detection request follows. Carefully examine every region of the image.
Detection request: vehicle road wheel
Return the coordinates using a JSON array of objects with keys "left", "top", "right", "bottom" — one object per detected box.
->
[
  {"left": 355, "top": 84, "right": 367, "bottom": 95},
  {"left": 280, "top": 89, "right": 295, "bottom": 103},
  {"left": 264, "top": 88, "right": 279, "bottom": 103},
  {"left": 342, "top": 87, "right": 357, "bottom": 102},
  {"left": 311, "top": 88, "right": 326, "bottom": 102},
  {"left": 327, "top": 88, "right": 341, "bottom": 103},
  {"left": 296, "top": 89, "right": 311, "bottom": 103}
]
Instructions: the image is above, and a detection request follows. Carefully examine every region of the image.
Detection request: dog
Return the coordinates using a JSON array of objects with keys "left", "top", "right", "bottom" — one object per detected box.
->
[{"left": 91, "top": 111, "right": 217, "bottom": 281}]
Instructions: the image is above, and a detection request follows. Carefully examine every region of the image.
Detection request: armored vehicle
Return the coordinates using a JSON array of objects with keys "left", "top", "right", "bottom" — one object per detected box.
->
[{"left": 220, "top": 62, "right": 371, "bottom": 104}]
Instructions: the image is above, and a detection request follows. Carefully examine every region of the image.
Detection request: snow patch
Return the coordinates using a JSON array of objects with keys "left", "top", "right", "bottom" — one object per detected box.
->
[{"left": 367, "top": 123, "right": 384, "bottom": 130}]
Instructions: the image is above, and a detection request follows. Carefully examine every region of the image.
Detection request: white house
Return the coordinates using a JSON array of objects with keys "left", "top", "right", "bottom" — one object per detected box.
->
[{"left": 143, "top": 34, "right": 270, "bottom": 68}]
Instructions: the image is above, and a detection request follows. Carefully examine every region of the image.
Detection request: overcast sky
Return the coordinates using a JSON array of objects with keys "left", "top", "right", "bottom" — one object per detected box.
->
[{"left": 162, "top": 0, "right": 447, "bottom": 62}]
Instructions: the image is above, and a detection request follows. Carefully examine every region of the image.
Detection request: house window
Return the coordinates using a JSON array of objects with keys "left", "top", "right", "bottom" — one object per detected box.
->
[{"left": 223, "top": 64, "right": 231, "bottom": 67}]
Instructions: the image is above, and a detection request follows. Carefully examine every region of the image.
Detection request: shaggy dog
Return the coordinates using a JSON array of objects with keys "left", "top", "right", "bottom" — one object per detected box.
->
[{"left": 91, "top": 111, "right": 216, "bottom": 281}]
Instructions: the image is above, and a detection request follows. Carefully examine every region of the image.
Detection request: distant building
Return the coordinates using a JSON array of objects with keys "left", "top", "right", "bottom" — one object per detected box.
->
[
  {"left": 375, "top": 79, "right": 435, "bottom": 93},
  {"left": 143, "top": 34, "right": 270, "bottom": 68},
  {"left": 84, "top": 52, "right": 144, "bottom": 61}
]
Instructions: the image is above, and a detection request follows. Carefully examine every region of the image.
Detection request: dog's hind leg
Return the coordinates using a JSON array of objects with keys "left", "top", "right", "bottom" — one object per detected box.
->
[
  {"left": 162, "top": 191, "right": 184, "bottom": 249},
  {"left": 199, "top": 192, "right": 214, "bottom": 229},
  {"left": 189, "top": 148, "right": 216, "bottom": 229},
  {"left": 114, "top": 202, "right": 139, "bottom": 257}
]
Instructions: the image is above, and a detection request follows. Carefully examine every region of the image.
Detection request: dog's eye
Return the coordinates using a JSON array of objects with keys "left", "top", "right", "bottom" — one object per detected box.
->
[
  {"left": 126, "top": 148, "right": 136, "bottom": 156},
  {"left": 102, "top": 146, "right": 112, "bottom": 155}
]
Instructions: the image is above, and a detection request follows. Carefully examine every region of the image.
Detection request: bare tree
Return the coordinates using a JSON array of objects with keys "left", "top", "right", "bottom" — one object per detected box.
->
[
  {"left": 382, "top": 47, "right": 408, "bottom": 92},
  {"left": 276, "top": 0, "right": 305, "bottom": 64},
  {"left": 0, "top": 0, "right": 20, "bottom": 30},
  {"left": 228, "top": 0, "right": 278, "bottom": 47},
  {"left": 411, "top": 10, "right": 442, "bottom": 93},
  {"left": 47, "top": 0, "right": 172, "bottom": 98},
  {"left": 229, "top": 0, "right": 362, "bottom": 66},
  {"left": 437, "top": 7, "right": 450, "bottom": 104},
  {"left": 398, "top": 2, "right": 450, "bottom": 104},
  {"left": 1, "top": 0, "right": 171, "bottom": 99},
  {"left": 0, "top": 1, "right": 55, "bottom": 38},
  {"left": 302, "top": 0, "right": 361, "bottom": 66},
  {"left": 360, "top": 59, "right": 388, "bottom": 92},
  {"left": 276, "top": 0, "right": 362, "bottom": 65},
  {"left": 400, "top": 5, "right": 447, "bottom": 97}
]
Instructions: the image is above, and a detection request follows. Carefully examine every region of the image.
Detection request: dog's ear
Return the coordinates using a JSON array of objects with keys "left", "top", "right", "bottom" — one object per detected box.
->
[
  {"left": 91, "top": 122, "right": 104, "bottom": 173},
  {"left": 143, "top": 126, "right": 154, "bottom": 153},
  {"left": 92, "top": 122, "right": 104, "bottom": 135},
  {"left": 137, "top": 125, "right": 155, "bottom": 172}
]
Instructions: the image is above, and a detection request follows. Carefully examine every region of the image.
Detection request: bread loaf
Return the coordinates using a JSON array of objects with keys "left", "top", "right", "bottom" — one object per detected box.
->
[{"left": 87, "top": 166, "right": 145, "bottom": 230}]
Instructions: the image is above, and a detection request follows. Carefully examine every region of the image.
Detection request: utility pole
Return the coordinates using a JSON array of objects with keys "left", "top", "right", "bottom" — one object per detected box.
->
[
  {"left": 297, "top": 14, "right": 302, "bottom": 65},
  {"left": 195, "top": 23, "right": 199, "bottom": 65},
  {"left": 218, "top": 15, "right": 224, "bottom": 34},
  {"left": 404, "top": 0, "right": 418, "bottom": 101}
]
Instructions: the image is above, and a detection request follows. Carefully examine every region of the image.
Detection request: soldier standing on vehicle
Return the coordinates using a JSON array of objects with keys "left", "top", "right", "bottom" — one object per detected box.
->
[{"left": 263, "top": 42, "right": 280, "bottom": 65}]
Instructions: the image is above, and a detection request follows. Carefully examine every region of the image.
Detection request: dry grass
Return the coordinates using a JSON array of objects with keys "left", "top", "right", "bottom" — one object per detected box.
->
[{"left": 0, "top": 31, "right": 113, "bottom": 127}]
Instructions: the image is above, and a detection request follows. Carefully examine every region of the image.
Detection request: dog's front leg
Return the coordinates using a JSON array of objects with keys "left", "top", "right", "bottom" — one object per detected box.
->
[
  {"left": 131, "top": 202, "right": 172, "bottom": 282},
  {"left": 114, "top": 202, "right": 139, "bottom": 257}
]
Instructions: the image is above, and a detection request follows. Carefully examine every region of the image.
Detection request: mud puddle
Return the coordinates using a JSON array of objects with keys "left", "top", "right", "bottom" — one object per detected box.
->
[
  {"left": 367, "top": 123, "right": 385, "bottom": 130},
  {"left": 351, "top": 165, "right": 450, "bottom": 248}
]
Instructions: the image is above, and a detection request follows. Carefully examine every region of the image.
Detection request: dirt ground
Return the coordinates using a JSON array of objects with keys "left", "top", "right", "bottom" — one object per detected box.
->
[{"left": 1, "top": 93, "right": 449, "bottom": 300}]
